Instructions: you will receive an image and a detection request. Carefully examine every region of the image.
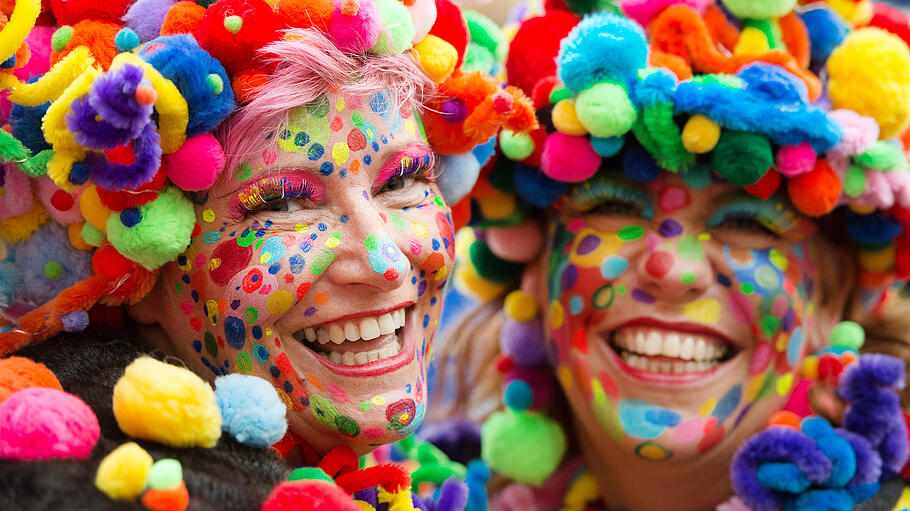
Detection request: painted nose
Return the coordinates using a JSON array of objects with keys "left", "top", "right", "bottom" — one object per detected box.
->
[
  {"left": 634, "top": 244, "right": 712, "bottom": 303},
  {"left": 324, "top": 213, "right": 409, "bottom": 292}
]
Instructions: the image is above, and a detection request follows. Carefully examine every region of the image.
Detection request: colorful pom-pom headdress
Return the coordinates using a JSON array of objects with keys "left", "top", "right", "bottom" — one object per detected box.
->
[{"left": 0, "top": 0, "right": 537, "bottom": 354}]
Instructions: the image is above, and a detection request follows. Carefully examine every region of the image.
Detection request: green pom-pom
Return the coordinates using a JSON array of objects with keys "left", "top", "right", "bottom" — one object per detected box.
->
[
  {"left": 575, "top": 82, "right": 637, "bottom": 138},
  {"left": 464, "top": 10, "right": 505, "bottom": 60},
  {"left": 370, "top": 0, "right": 416, "bottom": 55},
  {"left": 463, "top": 44, "right": 494, "bottom": 73},
  {"left": 564, "top": 0, "right": 621, "bottom": 15},
  {"left": 830, "top": 321, "right": 864, "bottom": 350},
  {"left": 44, "top": 261, "right": 62, "bottom": 280},
  {"left": 223, "top": 15, "right": 243, "bottom": 35},
  {"left": 81, "top": 222, "right": 106, "bottom": 247},
  {"left": 711, "top": 130, "right": 773, "bottom": 186},
  {"left": 51, "top": 26, "right": 74, "bottom": 53},
  {"left": 288, "top": 467, "right": 335, "bottom": 484},
  {"left": 500, "top": 129, "right": 535, "bottom": 161},
  {"left": 106, "top": 186, "right": 195, "bottom": 270},
  {"left": 720, "top": 0, "right": 796, "bottom": 19},
  {"left": 207, "top": 73, "right": 224, "bottom": 96},
  {"left": 146, "top": 459, "right": 182, "bottom": 490},
  {"left": 469, "top": 240, "right": 522, "bottom": 283},
  {"left": 481, "top": 410, "right": 567, "bottom": 485},
  {"left": 856, "top": 141, "right": 910, "bottom": 171},
  {"left": 843, "top": 163, "right": 867, "bottom": 197},
  {"left": 549, "top": 85, "right": 572, "bottom": 105}
]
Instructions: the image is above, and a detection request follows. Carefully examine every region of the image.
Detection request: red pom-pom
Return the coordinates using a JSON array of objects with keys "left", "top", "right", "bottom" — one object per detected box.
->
[
  {"left": 744, "top": 168, "right": 780, "bottom": 200},
  {"left": 140, "top": 481, "right": 189, "bottom": 511},
  {"left": 540, "top": 132, "right": 600, "bottom": 183},
  {"left": 49, "top": 190, "right": 74, "bottom": 212},
  {"left": 895, "top": 229, "right": 910, "bottom": 279},
  {"left": 507, "top": 10, "right": 579, "bottom": 95},
  {"left": 198, "top": 0, "right": 283, "bottom": 75},
  {"left": 261, "top": 480, "right": 361, "bottom": 511},
  {"left": 450, "top": 197, "right": 470, "bottom": 230},
  {"left": 867, "top": 3, "right": 910, "bottom": 49},
  {"left": 531, "top": 76, "right": 559, "bottom": 109},
  {"left": 50, "top": 0, "right": 131, "bottom": 25},
  {"left": 161, "top": 1, "right": 206, "bottom": 38},
  {"left": 95, "top": 165, "right": 167, "bottom": 211},
  {"left": 92, "top": 245, "right": 133, "bottom": 279},
  {"left": 428, "top": 0, "right": 469, "bottom": 68},
  {"left": 786, "top": 159, "right": 842, "bottom": 217},
  {"left": 0, "top": 357, "right": 62, "bottom": 405}
]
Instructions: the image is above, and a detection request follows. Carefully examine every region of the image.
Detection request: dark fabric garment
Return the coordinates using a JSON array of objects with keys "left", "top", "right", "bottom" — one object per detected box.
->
[
  {"left": 856, "top": 477, "right": 906, "bottom": 510},
  {"left": 0, "top": 328, "right": 290, "bottom": 511}
]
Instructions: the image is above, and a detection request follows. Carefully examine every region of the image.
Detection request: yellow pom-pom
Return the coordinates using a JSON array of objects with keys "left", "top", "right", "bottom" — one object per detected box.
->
[
  {"left": 552, "top": 99, "right": 588, "bottom": 136},
  {"left": 682, "top": 115, "right": 721, "bottom": 154},
  {"left": 733, "top": 26, "right": 770, "bottom": 56},
  {"left": 95, "top": 442, "right": 154, "bottom": 500},
  {"left": 504, "top": 290, "right": 538, "bottom": 321},
  {"left": 454, "top": 229, "right": 509, "bottom": 301},
  {"left": 828, "top": 28, "right": 910, "bottom": 138},
  {"left": 827, "top": 0, "right": 873, "bottom": 26},
  {"left": 414, "top": 34, "right": 457, "bottom": 84},
  {"left": 0, "top": 195, "right": 49, "bottom": 244},
  {"left": 802, "top": 355, "right": 819, "bottom": 380},
  {"left": 79, "top": 185, "right": 111, "bottom": 233},
  {"left": 68, "top": 222, "right": 93, "bottom": 250},
  {"left": 848, "top": 202, "right": 877, "bottom": 215},
  {"left": 859, "top": 244, "right": 895, "bottom": 273},
  {"left": 113, "top": 356, "right": 222, "bottom": 448},
  {"left": 476, "top": 190, "right": 517, "bottom": 220}
]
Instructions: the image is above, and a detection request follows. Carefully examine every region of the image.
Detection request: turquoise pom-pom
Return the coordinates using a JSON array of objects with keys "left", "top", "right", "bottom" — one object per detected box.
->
[
  {"left": 214, "top": 373, "right": 288, "bottom": 448},
  {"left": 504, "top": 380, "right": 533, "bottom": 412},
  {"left": 115, "top": 28, "right": 140, "bottom": 53},
  {"left": 557, "top": 12, "right": 648, "bottom": 94}
]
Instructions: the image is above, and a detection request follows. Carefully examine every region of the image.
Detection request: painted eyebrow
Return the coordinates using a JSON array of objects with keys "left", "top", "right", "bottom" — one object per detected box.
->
[{"left": 371, "top": 144, "right": 436, "bottom": 192}]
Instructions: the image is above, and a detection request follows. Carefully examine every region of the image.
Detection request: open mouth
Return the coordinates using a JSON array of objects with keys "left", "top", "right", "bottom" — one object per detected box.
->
[
  {"left": 608, "top": 326, "right": 737, "bottom": 375},
  {"left": 292, "top": 306, "right": 411, "bottom": 367}
]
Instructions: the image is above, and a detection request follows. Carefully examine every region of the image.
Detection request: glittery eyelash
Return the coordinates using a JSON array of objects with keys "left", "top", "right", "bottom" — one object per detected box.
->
[
  {"left": 562, "top": 175, "right": 656, "bottom": 220},
  {"left": 231, "top": 175, "right": 320, "bottom": 217},
  {"left": 707, "top": 199, "right": 801, "bottom": 235},
  {"left": 374, "top": 146, "right": 438, "bottom": 192}
]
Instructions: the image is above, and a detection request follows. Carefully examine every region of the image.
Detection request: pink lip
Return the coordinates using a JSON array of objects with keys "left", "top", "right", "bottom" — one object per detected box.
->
[
  {"left": 298, "top": 301, "right": 415, "bottom": 330},
  {"left": 308, "top": 306, "right": 417, "bottom": 377}
]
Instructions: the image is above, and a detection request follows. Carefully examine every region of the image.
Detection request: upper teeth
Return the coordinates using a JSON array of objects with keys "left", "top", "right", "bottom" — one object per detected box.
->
[
  {"left": 293, "top": 308, "right": 406, "bottom": 345},
  {"left": 613, "top": 328, "right": 729, "bottom": 362}
]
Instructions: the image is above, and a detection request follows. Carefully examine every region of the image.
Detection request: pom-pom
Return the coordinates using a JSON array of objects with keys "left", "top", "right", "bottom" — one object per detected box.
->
[
  {"left": 681, "top": 114, "right": 720, "bottom": 154},
  {"left": 408, "top": 0, "right": 436, "bottom": 43},
  {"left": 261, "top": 480, "right": 361, "bottom": 511},
  {"left": 500, "top": 318, "right": 547, "bottom": 366},
  {"left": 274, "top": 0, "right": 333, "bottom": 30},
  {"left": 744, "top": 169, "right": 781, "bottom": 200},
  {"left": 504, "top": 380, "right": 534, "bottom": 412},
  {"left": 36, "top": 178, "right": 83, "bottom": 224},
  {"left": 557, "top": 11, "right": 647, "bottom": 94},
  {"left": 146, "top": 458, "right": 183, "bottom": 490},
  {"left": 831, "top": 322, "right": 864, "bottom": 351},
  {"left": 481, "top": 410, "right": 566, "bottom": 485},
  {"left": 551, "top": 99, "right": 587, "bottom": 136},
  {"left": 123, "top": 0, "right": 179, "bottom": 42},
  {"left": 469, "top": 240, "right": 522, "bottom": 283},
  {"left": 50, "top": 0, "right": 132, "bottom": 25},
  {"left": 214, "top": 373, "right": 288, "bottom": 448},
  {"left": 575, "top": 82, "right": 637, "bottom": 139},
  {"left": 115, "top": 28, "right": 141, "bottom": 53},
  {"left": 719, "top": 0, "right": 796, "bottom": 19},
  {"left": 0, "top": 387, "right": 99, "bottom": 461},
  {"left": 787, "top": 159, "right": 842, "bottom": 217},
  {"left": 436, "top": 152, "right": 481, "bottom": 205},
  {"left": 140, "top": 481, "right": 189, "bottom": 511},
  {"left": 0, "top": 357, "right": 62, "bottom": 405},
  {"left": 486, "top": 221, "right": 543, "bottom": 263},
  {"left": 620, "top": 0, "right": 710, "bottom": 26},
  {"left": 95, "top": 442, "right": 154, "bottom": 499},
  {"left": 540, "top": 132, "right": 600, "bottom": 183},
  {"left": 800, "top": 6, "right": 848, "bottom": 63},
  {"left": 506, "top": 10, "right": 579, "bottom": 95},
  {"left": 112, "top": 356, "right": 222, "bottom": 448},
  {"left": 499, "top": 129, "right": 535, "bottom": 161},
  {"left": 61, "top": 310, "right": 90, "bottom": 331},
  {"left": 197, "top": 0, "right": 283, "bottom": 75},
  {"left": 106, "top": 186, "right": 195, "bottom": 270},
  {"left": 428, "top": 0, "right": 469, "bottom": 69},
  {"left": 327, "top": 0, "right": 380, "bottom": 54},
  {"left": 503, "top": 290, "right": 538, "bottom": 321},
  {"left": 414, "top": 34, "right": 457, "bottom": 83},
  {"left": 776, "top": 142, "right": 817, "bottom": 178},
  {"left": 711, "top": 131, "right": 773, "bottom": 186},
  {"left": 827, "top": 28, "right": 910, "bottom": 139},
  {"left": 371, "top": 0, "right": 416, "bottom": 55},
  {"left": 13, "top": 222, "right": 93, "bottom": 305},
  {"left": 165, "top": 133, "right": 225, "bottom": 191},
  {"left": 160, "top": 1, "right": 205, "bottom": 37},
  {"left": 623, "top": 144, "right": 661, "bottom": 183}
]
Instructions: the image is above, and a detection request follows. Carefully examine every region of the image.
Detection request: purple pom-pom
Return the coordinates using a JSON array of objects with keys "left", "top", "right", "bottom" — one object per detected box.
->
[
  {"left": 435, "top": 478, "right": 469, "bottom": 511},
  {"left": 442, "top": 99, "right": 467, "bottom": 123},
  {"left": 499, "top": 318, "right": 547, "bottom": 367},
  {"left": 89, "top": 64, "right": 154, "bottom": 136},
  {"left": 60, "top": 310, "right": 89, "bottom": 332},
  {"left": 419, "top": 419, "right": 481, "bottom": 466}
]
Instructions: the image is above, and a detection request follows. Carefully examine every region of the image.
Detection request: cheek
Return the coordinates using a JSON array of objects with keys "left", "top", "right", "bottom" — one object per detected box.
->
[{"left": 390, "top": 198, "right": 456, "bottom": 289}]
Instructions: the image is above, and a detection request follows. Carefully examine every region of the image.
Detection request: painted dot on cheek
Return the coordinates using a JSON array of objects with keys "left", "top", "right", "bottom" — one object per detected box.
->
[
  {"left": 631, "top": 288, "right": 656, "bottom": 304},
  {"left": 569, "top": 295, "right": 584, "bottom": 315},
  {"left": 645, "top": 251, "right": 674, "bottom": 279},
  {"left": 575, "top": 234, "right": 601, "bottom": 255},
  {"left": 601, "top": 256, "right": 629, "bottom": 280},
  {"left": 224, "top": 316, "right": 246, "bottom": 349}
]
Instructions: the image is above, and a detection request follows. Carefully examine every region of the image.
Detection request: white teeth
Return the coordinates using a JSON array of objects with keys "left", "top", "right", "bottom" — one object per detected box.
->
[
  {"left": 354, "top": 351, "right": 369, "bottom": 365},
  {"left": 645, "top": 331, "right": 662, "bottom": 356},
  {"left": 634, "top": 331, "right": 647, "bottom": 354},
  {"left": 694, "top": 339, "right": 706, "bottom": 361},
  {"left": 360, "top": 317, "right": 380, "bottom": 340},
  {"left": 317, "top": 328, "right": 330, "bottom": 345},
  {"left": 378, "top": 313, "right": 396, "bottom": 335},
  {"left": 621, "top": 351, "right": 719, "bottom": 374},
  {"left": 317, "top": 337, "right": 403, "bottom": 366},
  {"left": 329, "top": 324, "right": 345, "bottom": 344},
  {"left": 680, "top": 337, "right": 695, "bottom": 360},
  {"left": 344, "top": 323, "right": 360, "bottom": 341},
  {"left": 613, "top": 328, "right": 732, "bottom": 370},
  {"left": 304, "top": 328, "right": 316, "bottom": 342},
  {"left": 342, "top": 351, "right": 355, "bottom": 365},
  {"left": 394, "top": 309, "right": 405, "bottom": 328},
  {"left": 663, "top": 334, "right": 680, "bottom": 358},
  {"left": 329, "top": 351, "right": 342, "bottom": 364}
]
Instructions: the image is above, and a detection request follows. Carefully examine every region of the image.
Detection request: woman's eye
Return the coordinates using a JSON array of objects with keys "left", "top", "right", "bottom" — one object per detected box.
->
[
  {"left": 255, "top": 200, "right": 304, "bottom": 214},
  {"left": 714, "top": 215, "right": 776, "bottom": 236},
  {"left": 378, "top": 177, "right": 416, "bottom": 194},
  {"left": 590, "top": 200, "right": 643, "bottom": 217}
]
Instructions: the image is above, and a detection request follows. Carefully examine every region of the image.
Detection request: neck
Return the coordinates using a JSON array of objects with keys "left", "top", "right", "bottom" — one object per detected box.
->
[{"left": 573, "top": 417, "right": 734, "bottom": 511}]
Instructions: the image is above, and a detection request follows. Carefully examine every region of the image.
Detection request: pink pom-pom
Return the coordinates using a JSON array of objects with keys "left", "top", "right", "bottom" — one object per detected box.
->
[
  {"left": 859, "top": 170, "right": 894, "bottom": 209},
  {"left": 0, "top": 164, "right": 33, "bottom": 221},
  {"left": 36, "top": 178, "right": 84, "bottom": 224},
  {"left": 408, "top": 0, "right": 437, "bottom": 43},
  {"left": 328, "top": 0, "right": 380, "bottom": 54},
  {"left": 165, "top": 133, "right": 226, "bottom": 191},
  {"left": 619, "top": 0, "right": 710, "bottom": 26},
  {"left": 540, "top": 132, "right": 601, "bottom": 183},
  {"left": 261, "top": 480, "right": 361, "bottom": 511},
  {"left": 491, "top": 483, "right": 537, "bottom": 511},
  {"left": 775, "top": 142, "right": 817, "bottom": 178},
  {"left": 0, "top": 387, "right": 100, "bottom": 461},
  {"left": 16, "top": 26, "right": 54, "bottom": 81},
  {"left": 829, "top": 109, "right": 879, "bottom": 158},
  {"left": 887, "top": 170, "right": 910, "bottom": 208},
  {"left": 782, "top": 378, "right": 812, "bottom": 418},
  {"left": 486, "top": 221, "right": 543, "bottom": 263}
]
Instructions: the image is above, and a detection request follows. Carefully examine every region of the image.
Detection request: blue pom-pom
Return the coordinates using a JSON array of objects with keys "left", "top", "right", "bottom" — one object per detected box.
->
[
  {"left": 557, "top": 12, "right": 648, "bottom": 94},
  {"left": 214, "top": 373, "right": 288, "bottom": 447},
  {"left": 115, "top": 28, "right": 141, "bottom": 53},
  {"left": 68, "top": 161, "right": 90, "bottom": 185},
  {"left": 799, "top": 6, "right": 848, "bottom": 63},
  {"left": 845, "top": 211, "right": 903, "bottom": 245},
  {"left": 61, "top": 310, "right": 90, "bottom": 332},
  {"left": 623, "top": 145, "right": 660, "bottom": 182},
  {"left": 438, "top": 152, "right": 481, "bottom": 204},
  {"left": 503, "top": 379, "right": 533, "bottom": 411},
  {"left": 513, "top": 163, "right": 568, "bottom": 208},
  {"left": 10, "top": 102, "right": 51, "bottom": 153},
  {"left": 120, "top": 208, "right": 142, "bottom": 228},
  {"left": 755, "top": 462, "right": 811, "bottom": 493},
  {"left": 473, "top": 136, "right": 496, "bottom": 168},
  {"left": 591, "top": 136, "right": 624, "bottom": 157},
  {"left": 0, "top": 54, "right": 15, "bottom": 69}
]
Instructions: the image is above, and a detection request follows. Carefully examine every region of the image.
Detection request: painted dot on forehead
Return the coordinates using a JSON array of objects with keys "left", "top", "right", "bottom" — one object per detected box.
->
[
  {"left": 658, "top": 219, "right": 683, "bottom": 238},
  {"left": 658, "top": 186, "right": 690, "bottom": 213}
]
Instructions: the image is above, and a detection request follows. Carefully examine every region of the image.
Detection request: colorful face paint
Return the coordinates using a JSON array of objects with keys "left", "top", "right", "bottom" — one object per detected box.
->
[
  {"left": 150, "top": 92, "right": 453, "bottom": 454},
  {"left": 543, "top": 173, "right": 821, "bottom": 464}
]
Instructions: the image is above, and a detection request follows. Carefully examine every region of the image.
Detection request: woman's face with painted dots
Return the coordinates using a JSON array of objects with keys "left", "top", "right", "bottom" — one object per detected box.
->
[
  {"left": 539, "top": 171, "right": 846, "bottom": 465},
  {"left": 141, "top": 91, "right": 454, "bottom": 455}
]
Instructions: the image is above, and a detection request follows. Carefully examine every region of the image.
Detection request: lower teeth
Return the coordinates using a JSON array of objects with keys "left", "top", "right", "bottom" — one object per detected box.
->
[
  {"left": 621, "top": 352, "right": 719, "bottom": 373},
  {"left": 319, "top": 336, "right": 402, "bottom": 366}
]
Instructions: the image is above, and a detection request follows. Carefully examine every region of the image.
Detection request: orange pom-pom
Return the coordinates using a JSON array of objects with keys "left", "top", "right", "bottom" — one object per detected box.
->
[
  {"left": 140, "top": 481, "right": 189, "bottom": 511},
  {"left": 160, "top": 1, "right": 205, "bottom": 38},
  {"left": 786, "top": 159, "right": 842, "bottom": 217},
  {"left": 232, "top": 70, "right": 270, "bottom": 104},
  {"left": 767, "top": 410, "right": 801, "bottom": 429},
  {"left": 275, "top": 0, "right": 333, "bottom": 31},
  {"left": 52, "top": 19, "right": 120, "bottom": 70},
  {"left": 0, "top": 357, "right": 62, "bottom": 405}
]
